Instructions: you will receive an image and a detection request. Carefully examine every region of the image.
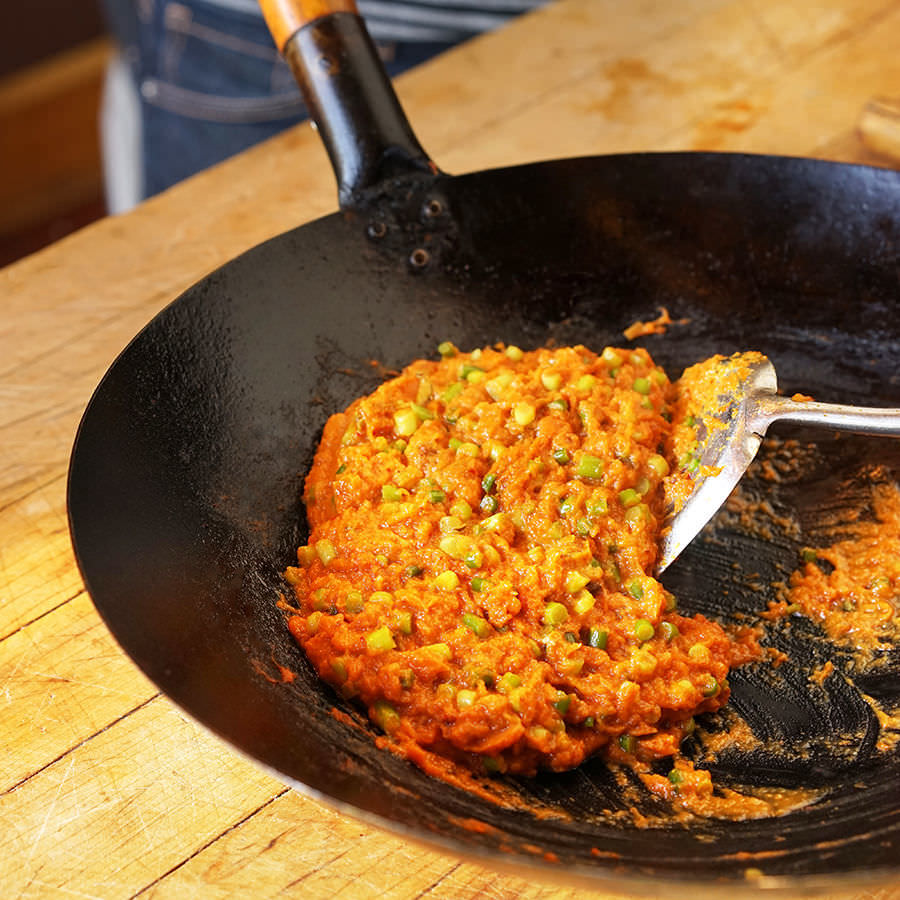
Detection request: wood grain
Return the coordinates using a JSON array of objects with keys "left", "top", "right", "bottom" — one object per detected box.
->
[{"left": 1, "top": 0, "right": 898, "bottom": 896}]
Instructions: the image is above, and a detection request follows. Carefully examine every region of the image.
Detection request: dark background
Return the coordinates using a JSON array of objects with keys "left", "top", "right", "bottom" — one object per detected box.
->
[{"left": 0, "top": 0, "right": 108, "bottom": 266}]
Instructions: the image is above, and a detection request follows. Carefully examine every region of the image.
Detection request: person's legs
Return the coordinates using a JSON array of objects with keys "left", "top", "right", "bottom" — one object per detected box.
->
[
  {"left": 100, "top": 0, "right": 545, "bottom": 207},
  {"left": 135, "top": 0, "right": 307, "bottom": 197}
]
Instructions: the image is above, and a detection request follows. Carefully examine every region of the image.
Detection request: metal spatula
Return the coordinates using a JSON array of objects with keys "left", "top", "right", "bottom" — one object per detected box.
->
[{"left": 657, "top": 352, "right": 900, "bottom": 573}]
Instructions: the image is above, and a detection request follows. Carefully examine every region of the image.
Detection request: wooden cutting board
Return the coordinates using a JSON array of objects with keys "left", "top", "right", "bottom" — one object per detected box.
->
[{"left": 2, "top": 0, "right": 899, "bottom": 896}]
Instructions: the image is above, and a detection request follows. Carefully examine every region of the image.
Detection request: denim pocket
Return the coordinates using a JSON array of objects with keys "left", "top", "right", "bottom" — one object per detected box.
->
[{"left": 138, "top": 0, "right": 305, "bottom": 124}]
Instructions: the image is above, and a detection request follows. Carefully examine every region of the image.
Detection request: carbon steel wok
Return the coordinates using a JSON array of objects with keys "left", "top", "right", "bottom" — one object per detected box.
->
[{"left": 68, "top": 0, "right": 900, "bottom": 892}]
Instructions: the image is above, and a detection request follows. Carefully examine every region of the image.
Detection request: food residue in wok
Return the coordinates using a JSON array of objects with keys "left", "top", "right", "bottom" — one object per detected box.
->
[
  {"left": 622, "top": 306, "right": 688, "bottom": 341},
  {"left": 769, "top": 481, "right": 900, "bottom": 654}
]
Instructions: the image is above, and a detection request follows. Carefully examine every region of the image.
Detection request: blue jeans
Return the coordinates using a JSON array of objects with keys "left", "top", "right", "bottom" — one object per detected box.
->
[{"left": 107, "top": 0, "right": 453, "bottom": 200}]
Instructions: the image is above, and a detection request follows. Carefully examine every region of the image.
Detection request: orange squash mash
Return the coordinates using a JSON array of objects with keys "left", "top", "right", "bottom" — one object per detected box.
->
[{"left": 282, "top": 343, "right": 760, "bottom": 777}]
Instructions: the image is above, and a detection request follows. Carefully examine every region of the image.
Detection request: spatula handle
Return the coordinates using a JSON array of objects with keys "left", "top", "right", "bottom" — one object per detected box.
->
[
  {"left": 260, "top": 0, "right": 358, "bottom": 52},
  {"left": 753, "top": 395, "right": 900, "bottom": 436}
]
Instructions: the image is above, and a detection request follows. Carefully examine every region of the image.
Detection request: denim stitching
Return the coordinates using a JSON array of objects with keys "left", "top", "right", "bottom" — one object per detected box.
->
[
  {"left": 164, "top": 8, "right": 281, "bottom": 61},
  {"left": 161, "top": 2, "right": 190, "bottom": 82},
  {"left": 142, "top": 78, "right": 305, "bottom": 122}
]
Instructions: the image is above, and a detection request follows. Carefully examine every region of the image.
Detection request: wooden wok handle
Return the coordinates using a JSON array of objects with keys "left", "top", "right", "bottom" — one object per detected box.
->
[
  {"left": 260, "top": 0, "right": 358, "bottom": 53},
  {"left": 258, "top": 0, "right": 437, "bottom": 208}
]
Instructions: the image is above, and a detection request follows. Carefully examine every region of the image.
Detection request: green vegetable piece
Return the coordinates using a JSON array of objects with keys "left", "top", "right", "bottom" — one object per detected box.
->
[
  {"left": 373, "top": 700, "right": 400, "bottom": 734},
  {"left": 647, "top": 453, "right": 669, "bottom": 477},
  {"left": 633, "top": 376, "right": 651, "bottom": 395},
  {"left": 330, "top": 659, "right": 348, "bottom": 683},
  {"left": 440, "top": 382, "right": 464, "bottom": 404},
  {"left": 394, "top": 408, "right": 419, "bottom": 437},
  {"left": 439, "top": 515, "right": 465, "bottom": 533},
  {"left": 700, "top": 675, "right": 720, "bottom": 697},
  {"left": 464, "top": 548, "right": 484, "bottom": 570},
  {"left": 366, "top": 626, "right": 396, "bottom": 653},
  {"left": 553, "top": 693, "right": 571, "bottom": 715},
  {"left": 618, "top": 734, "right": 636, "bottom": 753},
  {"left": 399, "top": 669, "right": 415, "bottom": 689},
  {"left": 542, "top": 601, "right": 569, "bottom": 627},
  {"left": 296, "top": 545, "right": 317, "bottom": 568},
  {"left": 541, "top": 371, "right": 563, "bottom": 391},
  {"left": 575, "top": 454, "right": 604, "bottom": 480},
  {"left": 479, "top": 495, "right": 499, "bottom": 515},
  {"left": 381, "top": 484, "right": 405, "bottom": 503},
  {"left": 601, "top": 347, "right": 623, "bottom": 367},
  {"left": 405, "top": 564, "right": 424, "bottom": 578},
  {"left": 411, "top": 403, "right": 435, "bottom": 421},
  {"left": 439, "top": 534, "right": 470, "bottom": 559},
  {"left": 429, "top": 489, "right": 446, "bottom": 504},
  {"left": 801, "top": 548, "right": 818, "bottom": 563},
  {"left": 552, "top": 447, "right": 570, "bottom": 465},
  {"left": 624, "top": 503, "right": 650, "bottom": 526},
  {"left": 618, "top": 488, "right": 641, "bottom": 508},
  {"left": 548, "top": 398, "right": 569, "bottom": 412},
  {"left": 482, "top": 473, "right": 497, "bottom": 494},
  {"left": 668, "top": 769, "right": 684, "bottom": 785},
  {"left": 460, "top": 363, "right": 485, "bottom": 381},
  {"left": 566, "top": 571, "right": 590, "bottom": 593},
  {"left": 633, "top": 619, "right": 655, "bottom": 643},
  {"left": 434, "top": 570, "right": 460, "bottom": 591},
  {"left": 470, "top": 575, "right": 487, "bottom": 593},
  {"left": 660, "top": 621, "right": 679, "bottom": 642},
  {"left": 456, "top": 689, "right": 478, "bottom": 708},
  {"left": 394, "top": 611, "right": 413, "bottom": 634},
  {"left": 583, "top": 716, "right": 595, "bottom": 729},
  {"left": 345, "top": 590, "right": 365, "bottom": 614},
  {"left": 587, "top": 627, "right": 608, "bottom": 649},
  {"left": 315, "top": 539, "right": 336, "bottom": 566},
  {"left": 627, "top": 579, "right": 644, "bottom": 599},
  {"left": 437, "top": 341, "right": 457, "bottom": 358},
  {"left": 496, "top": 672, "right": 522, "bottom": 694},
  {"left": 462, "top": 612, "right": 491, "bottom": 638}
]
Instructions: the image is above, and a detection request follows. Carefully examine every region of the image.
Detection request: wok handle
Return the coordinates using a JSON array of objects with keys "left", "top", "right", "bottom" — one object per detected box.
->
[
  {"left": 259, "top": 0, "right": 358, "bottom": 53},
  {"left": 259, "top": 0, "right": 438, "bottom": 208}
]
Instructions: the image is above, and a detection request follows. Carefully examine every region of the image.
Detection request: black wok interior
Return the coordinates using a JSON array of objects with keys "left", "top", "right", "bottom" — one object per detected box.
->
[{"left": 68, "top": 153, "right": 900, "bottom": 891}]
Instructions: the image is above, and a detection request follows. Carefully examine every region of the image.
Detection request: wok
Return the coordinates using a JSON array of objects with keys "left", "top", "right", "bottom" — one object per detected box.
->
[{"left": 68, "top": 0, "right": 900, "bottom": 892}]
